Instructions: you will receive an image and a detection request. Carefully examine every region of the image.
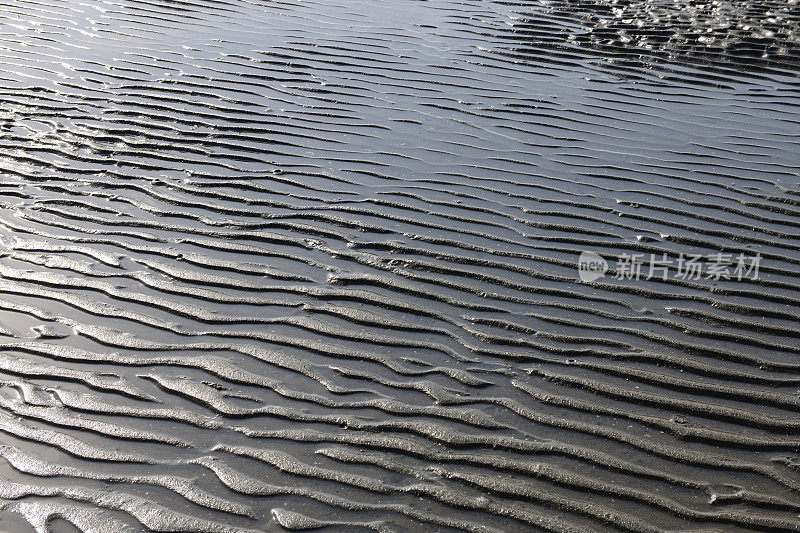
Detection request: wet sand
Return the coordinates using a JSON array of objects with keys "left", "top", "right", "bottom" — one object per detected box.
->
[{"left": 0, "top": 0, "right": 799, "bottom": 531}]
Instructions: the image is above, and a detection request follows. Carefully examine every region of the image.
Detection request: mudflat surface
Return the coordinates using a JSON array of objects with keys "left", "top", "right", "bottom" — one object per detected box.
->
[{"left": 0, "top": 1, "right": 799, "bottom": 531}]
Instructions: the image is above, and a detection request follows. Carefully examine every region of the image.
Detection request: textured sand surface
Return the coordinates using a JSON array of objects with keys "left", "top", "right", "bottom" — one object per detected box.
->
[{"left": 0, "top": 1, "right": 799, "bottom": 531}]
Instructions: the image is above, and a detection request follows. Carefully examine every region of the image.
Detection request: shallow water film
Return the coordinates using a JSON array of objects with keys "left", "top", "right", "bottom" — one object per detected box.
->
[{"left": 0, "top": 0, "right": 799, "bottom": 531}]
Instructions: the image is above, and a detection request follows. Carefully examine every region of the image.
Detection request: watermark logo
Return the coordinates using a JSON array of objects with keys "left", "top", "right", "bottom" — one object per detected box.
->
[
  {"left": 577, "top": 251, "right": 761, "bottom": 282},
  {"left": 578, "top": 251, "right": 609, "bottom": 282}
]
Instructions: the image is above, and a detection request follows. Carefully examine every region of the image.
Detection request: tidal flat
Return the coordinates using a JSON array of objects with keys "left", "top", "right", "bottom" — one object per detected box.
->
[{"left": 0, "top": 1, "right": 798, "bottom": 531}]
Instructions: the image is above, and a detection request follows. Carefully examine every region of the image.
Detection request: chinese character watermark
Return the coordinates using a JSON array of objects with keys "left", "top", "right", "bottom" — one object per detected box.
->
[{"left": 577, "top": 251, "right": 760, "bottom": 282}]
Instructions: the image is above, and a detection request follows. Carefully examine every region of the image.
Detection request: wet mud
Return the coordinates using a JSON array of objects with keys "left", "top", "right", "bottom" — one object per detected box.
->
[{"left": 0, "top": 0, "right": 799, "bottom": 531}]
